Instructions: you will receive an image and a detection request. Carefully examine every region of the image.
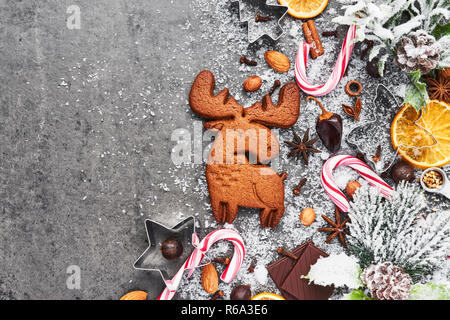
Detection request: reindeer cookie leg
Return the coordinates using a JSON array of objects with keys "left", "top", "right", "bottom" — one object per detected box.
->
[
  {"left": 260, "top": 206, "right": 284, "bottom": 228},
  {"left": 223, "top": 202, "right": 239, "bottom": 224},
  {"left": 210, "top": 198, "right": 224, "bottom": 223},
  {"left": 211, "top": 198, "right": 239, "bottom": 224}
]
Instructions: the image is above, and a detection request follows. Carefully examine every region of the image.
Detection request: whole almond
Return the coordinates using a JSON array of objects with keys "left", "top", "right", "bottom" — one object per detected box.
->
[
  {"left": 300, "top": 207, "right": 316, "bottom": 226},
  {"left": 264, "top": 51, "right": 290, "bottom": 73},
  {"left": 120, "top": 290, "right": 147, "bottom": 300},
  {"left": 243, "top": 75, "right": 262, "bottom": 92},
  {"left": 201, "top": 263, "right": 219, "bottom": 294}
]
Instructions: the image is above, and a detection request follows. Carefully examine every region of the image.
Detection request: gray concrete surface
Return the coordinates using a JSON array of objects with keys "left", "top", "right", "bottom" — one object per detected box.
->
[{"left": 0, "top": 0, "right": 201, "bottom": 299}]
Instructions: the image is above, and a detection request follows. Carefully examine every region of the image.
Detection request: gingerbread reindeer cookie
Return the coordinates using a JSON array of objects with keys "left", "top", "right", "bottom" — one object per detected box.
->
[{"left": 189, "top": 70, "right": 300, "bottom": 228}]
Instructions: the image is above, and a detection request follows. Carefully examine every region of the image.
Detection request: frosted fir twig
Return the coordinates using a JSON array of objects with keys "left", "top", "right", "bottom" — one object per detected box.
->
[
  {"left": 332, "top": 0, "right": 450, "bottom": 74},
  {"left": 347, "top": 182, "right": 450, "bottom": 278}
]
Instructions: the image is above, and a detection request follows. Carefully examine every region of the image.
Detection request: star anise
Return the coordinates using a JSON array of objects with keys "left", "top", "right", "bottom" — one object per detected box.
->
[
  {"left": 426, "top": 74, "right": 450, "bottom": 104},
  {"left": 285, "top": 128, "right": 321, "bottom": 165},
  {"left": 317, "top": 207, "right": 350, "bottom": 248}
]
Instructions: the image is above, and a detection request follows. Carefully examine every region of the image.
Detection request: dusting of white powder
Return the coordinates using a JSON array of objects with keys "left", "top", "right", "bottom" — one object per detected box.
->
[
  {"left": 332, "top": 166, "right": 361, "bottom": 190},
  {"left": 254, "top": 264, "right": 269, "bottom": 285}
]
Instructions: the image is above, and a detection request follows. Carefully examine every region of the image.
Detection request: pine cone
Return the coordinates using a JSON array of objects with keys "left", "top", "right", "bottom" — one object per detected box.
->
[
  {"left": 395, "top": 31, "right": 441, "bottom": 75},
  {"left": 361, "top": 262, "right": 412, "bottom": 300}
]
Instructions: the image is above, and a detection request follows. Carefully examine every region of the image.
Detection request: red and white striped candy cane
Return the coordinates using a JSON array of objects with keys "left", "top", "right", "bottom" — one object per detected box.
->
[
  {"left": 157, "top": 228, "right": 245, "bottom": 300},
  {"left": 321, "top": 155, "right": 393, "bottom": 212},
  {"left": 295, "top": 25, "right": 357, "bottom": 96}
]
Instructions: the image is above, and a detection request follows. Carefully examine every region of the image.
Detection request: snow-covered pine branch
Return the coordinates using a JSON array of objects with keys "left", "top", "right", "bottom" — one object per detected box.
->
[
  {"left": 332, "top": 0, "right": 450, "bottom": 66},
  {"left": 347, "top": 182, "right": 450, "bottom": 277}
]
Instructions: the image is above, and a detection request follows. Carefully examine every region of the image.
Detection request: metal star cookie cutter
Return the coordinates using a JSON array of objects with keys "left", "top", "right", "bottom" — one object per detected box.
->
[
  {"left": 233, "top": 0, "right": 289, "bottom": 43},
  {"left": 134, "top": 216, "right": 197, "bottom": 281},
  {"left": 346, "top": 84, "right": 437, "bottom": 174}
]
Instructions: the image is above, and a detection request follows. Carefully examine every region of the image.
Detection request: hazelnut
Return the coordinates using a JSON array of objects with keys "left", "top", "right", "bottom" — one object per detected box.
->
[
  {"left": 300, "top": 207, "right": 316, "bottom": 226},
  {"left": 160, "top": 238, "right": 183, "bottom": 260},
  {"left": 243, "top": 75, "right": 262, "bottom": 92},
  {"left": 346, "top": 180, "right": 361, "bottom": 200}
]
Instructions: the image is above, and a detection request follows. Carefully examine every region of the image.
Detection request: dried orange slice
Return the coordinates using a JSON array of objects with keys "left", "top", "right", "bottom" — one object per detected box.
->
[
  {"left": 251, "top": 292, "right": 286, "bottom": 300},
  {"left": 278, "top": 0, "right": 329, "bottom": 19},
  {"left": 391, "top": 100, "right": 450, "bottom": 169},
  {"left": 120, "top": 290, "right": 147, "bottom": 300}
]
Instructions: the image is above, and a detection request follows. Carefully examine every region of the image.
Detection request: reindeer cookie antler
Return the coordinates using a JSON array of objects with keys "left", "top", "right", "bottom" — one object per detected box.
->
[
  {"left": 190, "top": 70, "right": 300, "bottom": 164},
  {"left": 189, "top": 70, "right": 244, "bottom": 120},
  {"left": 244, "top": 83, "right": 301, "bottom": 128},
  {"left": 189, "top": 70, "right": 300, "bottom": 228}
]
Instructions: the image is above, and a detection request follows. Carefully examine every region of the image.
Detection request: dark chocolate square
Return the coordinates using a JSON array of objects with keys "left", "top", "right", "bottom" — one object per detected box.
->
[
  {"left": 266, "top": 241, "right": 310, "bottom": 300},
  {"left": 280, "top": 242, "right": 334, "bottom": 300}
]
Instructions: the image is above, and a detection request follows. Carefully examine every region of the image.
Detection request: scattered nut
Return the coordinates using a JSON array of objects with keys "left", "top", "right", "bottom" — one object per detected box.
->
[
  {"left": 346, "top": 180, "right": 361, "bottom": 200},
  {"left": 299, "top": 207, "right": 316, "bottom": 226},
  {"left": 120, "top": 290, "right": 148, "bottom": 300},
  {"left": 422, "top": 170, "right": 444, "bottom": 189},
  {"left": 264, "top": 51, "right": 290, "bottom": 73},
  {"left": 201, "top": 263, "right": 219, "bottom": 294},
  {"left": 243, "top": 75, "right": 262, "bottom": 92}
]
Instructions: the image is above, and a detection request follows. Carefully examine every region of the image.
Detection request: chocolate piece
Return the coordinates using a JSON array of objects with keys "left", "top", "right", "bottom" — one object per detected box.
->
[
  {"left": 160, "top": 238, "right": 183, "bottom": 260},
  {"left": 306, "top": 96, "right": 343, "bottom": 153},
  {"left": 391, "top": 161, "right": 415, "bottom": 184},
  {"left": 366, "top": 58, "right": 385, "bottom": 78},
  {"left": 280, "top": 242, "right": 334, "bottom": 300},
  {"left": 266, "top": 241, "right": 310, "bottom": 300},
  {"left": 230, "top": 284, "right": 252, "bottom": 300}
]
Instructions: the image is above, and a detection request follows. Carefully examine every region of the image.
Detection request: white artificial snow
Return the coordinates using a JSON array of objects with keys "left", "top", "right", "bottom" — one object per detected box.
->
[
  {"left": 305, "top": 253, "right": 363, "bottom": 289},
  {"left": 254, "top": 263, "right": 269, "bottom": 285},
  {"left": 332, "top": 166, "right": 360, "bottom": 190}
]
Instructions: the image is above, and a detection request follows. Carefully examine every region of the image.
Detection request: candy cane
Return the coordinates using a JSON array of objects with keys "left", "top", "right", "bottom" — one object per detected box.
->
[
  {"left": 321, "top": 155, "right": 393, "bottom": 212},
  {"left": 295, "top": 25, "right": 357, "bottom": 96},
  {"left": 157, "top": 228, "right": 245, "bottom": 300}
]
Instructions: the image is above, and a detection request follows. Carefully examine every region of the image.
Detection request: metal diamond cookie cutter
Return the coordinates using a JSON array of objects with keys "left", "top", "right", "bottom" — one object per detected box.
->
[
  {"left": 346, "top": 84, "right": 438, "bottom": 174},
  {"left": 233, "top": 0, "right": 289, "bottom": 43},
  {"left": 134, "top": 216, "right": 197, "bottom": 280}
]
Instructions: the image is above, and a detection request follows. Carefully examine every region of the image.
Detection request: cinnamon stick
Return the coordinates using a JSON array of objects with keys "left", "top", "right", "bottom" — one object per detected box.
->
[{"left": 302, "top": 20, "right": 324, "bottom": 59}]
